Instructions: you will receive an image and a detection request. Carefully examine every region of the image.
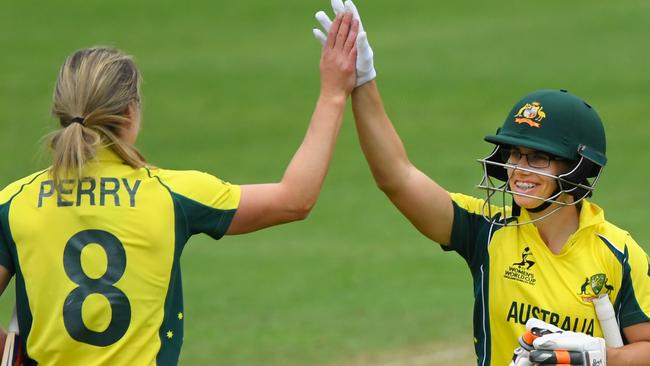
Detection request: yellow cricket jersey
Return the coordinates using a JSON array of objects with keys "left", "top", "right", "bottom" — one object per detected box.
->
[
  {"left": 0, "top": 148, "right": 240, "bottom": 366},
  {"left": 446, "top": 193, "right": 650, "bottom": 366}
]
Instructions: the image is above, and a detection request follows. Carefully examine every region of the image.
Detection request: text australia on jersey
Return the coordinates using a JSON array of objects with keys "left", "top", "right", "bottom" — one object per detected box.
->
[{"left": 503, "top": 247, "right": 596, "bottom": 335}]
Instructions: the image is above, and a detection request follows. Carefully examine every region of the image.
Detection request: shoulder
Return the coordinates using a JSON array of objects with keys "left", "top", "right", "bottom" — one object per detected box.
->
[
  {"left": 146, "top": 167, "right": 240, "bottom": 210},
  {"left": 593, "top": 219, "right": 648, "bottom": 263},
  {"left": 449, "top": 193, "right": 484, "bottom": 213},
  {"left": 595, "top": 220, "right": 629, "bottom": 250},
  {"left": 147, "top": 168, "right": 230, "bottom": 189},
  {"left": 449, "top": 192, "right": 510, "bottom": 218},
  {"left": 0, "top": 170, "right": 49, "bottom": 205}
]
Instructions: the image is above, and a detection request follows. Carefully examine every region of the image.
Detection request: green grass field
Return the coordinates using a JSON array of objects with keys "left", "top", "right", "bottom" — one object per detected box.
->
[{"left": 1, "top": 1, "right": 649, "bottom": 365}]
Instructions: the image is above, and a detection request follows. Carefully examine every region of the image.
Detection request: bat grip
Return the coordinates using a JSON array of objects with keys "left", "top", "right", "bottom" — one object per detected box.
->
[{"left": 593, "top": 295, "right": 624, "bottom": 347}]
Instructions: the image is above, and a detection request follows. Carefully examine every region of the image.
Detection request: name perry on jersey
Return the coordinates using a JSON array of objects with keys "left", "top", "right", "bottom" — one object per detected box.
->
[{"left": 38, "top": 177, "right": 141, "bottom": 208}]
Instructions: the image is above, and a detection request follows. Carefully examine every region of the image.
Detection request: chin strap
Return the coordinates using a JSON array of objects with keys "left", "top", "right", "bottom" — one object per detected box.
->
[
  {"left": 527, "top": 200, "right": 553, "bottom": 213},
  {"left": 512, "top": 187, "right": 561, "bottom": 216}
]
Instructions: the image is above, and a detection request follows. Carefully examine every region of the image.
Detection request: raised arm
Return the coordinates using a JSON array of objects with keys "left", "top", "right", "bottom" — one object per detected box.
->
[
  {"left": 227, "top": 12, "right": 358, "bottom": 234},
  {"left": 351, "top": 82, "right": 454, "bottom": 245},
  {"left": 312, "top": 0, "right": 455, "bottom": 245}
]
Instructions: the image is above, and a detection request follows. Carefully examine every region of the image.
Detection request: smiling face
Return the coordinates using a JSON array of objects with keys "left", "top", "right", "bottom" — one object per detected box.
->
[{"left": 505, "top": 146, "right": 572, "bottom": 209}]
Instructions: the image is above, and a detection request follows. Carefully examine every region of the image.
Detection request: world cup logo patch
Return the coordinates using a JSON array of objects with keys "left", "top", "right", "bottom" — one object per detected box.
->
[{"left": 514, "top": 101, "right": 546, "bottom": 128}]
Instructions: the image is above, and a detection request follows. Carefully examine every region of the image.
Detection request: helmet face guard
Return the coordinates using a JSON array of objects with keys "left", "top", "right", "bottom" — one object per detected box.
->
[
  {"left": 477, "top": 89, "right": 607, "bottom": 226},
  {"left": 476, "top": 145, "right": 604, "bottom": 226}
]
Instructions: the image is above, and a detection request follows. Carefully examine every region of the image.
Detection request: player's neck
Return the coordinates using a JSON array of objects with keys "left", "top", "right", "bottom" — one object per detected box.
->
[{"left": 531, "top": 200, "right": 579, "bottom": 255}]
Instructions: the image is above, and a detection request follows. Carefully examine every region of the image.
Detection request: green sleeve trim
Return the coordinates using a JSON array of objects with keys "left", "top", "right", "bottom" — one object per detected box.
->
[
  {"left": 171, "top": 193, "right": 236, "bottom": 240},
  {"left": 0, "top": 203, "right": 14, "bottom": 272},
  {"left": 448, "top": 200, "right": 498, "bottom": 271},
  {"left": 147, "top": 168, "right": 236, "bottom": 240},
  {"left": 0, "top": 170, "right": 49, "bottom": 274},
  {"left": 598, "top": 235, "right": 650, "bottom": 330},
  {"left": 0, "top": 198, "right": 38, "bottom": 363}
]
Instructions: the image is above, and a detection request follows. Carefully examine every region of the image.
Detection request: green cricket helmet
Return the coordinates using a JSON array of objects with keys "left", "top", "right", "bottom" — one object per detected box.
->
[{"left": 477, "top": 89, "right": 607, "bottom": 223}]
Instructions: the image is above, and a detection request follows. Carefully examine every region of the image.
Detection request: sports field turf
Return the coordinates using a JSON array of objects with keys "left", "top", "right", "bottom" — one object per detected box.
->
[{"left": 1, "top": 1, "right": 649, "bottom": 365}]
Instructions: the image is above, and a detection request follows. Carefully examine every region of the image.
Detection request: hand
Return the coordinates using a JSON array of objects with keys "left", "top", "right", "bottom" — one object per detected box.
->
[
  {"left": 531, "top": 331, "right": 607, "bottom": 366},
  {"left": 510, "top": 346, "right": 533, "bottom": 366},
  {"left": 319, "top": 12, "right": 359, "bottom": 98},
  {"left": 509, "top": 318, "right": 561, "bottom": 366},
  {"left": 313, "top": 0, "right": 376, "bottom": 87},
  {"left": 513, "top": 318, "right": 607, "bottom": 365}
]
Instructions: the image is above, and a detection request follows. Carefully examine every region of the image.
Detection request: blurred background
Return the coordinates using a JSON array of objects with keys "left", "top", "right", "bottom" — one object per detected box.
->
[{"left": 1, "top": 1, "right": 649, "bottom": 365}]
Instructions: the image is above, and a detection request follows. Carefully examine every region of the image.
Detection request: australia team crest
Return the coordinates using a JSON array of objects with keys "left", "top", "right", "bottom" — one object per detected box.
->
[
  {"left": 514, "top": 101, "right": 546, "bottom": 128},
  {"left": 579, "top": 273, "right": 614, "bottom": 302}
]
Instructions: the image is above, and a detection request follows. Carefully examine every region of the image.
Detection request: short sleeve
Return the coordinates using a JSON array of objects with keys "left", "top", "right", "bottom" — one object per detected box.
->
[
  {"left": 0, "top": 220, "right": 15, "bottom": 274},
  {"left": 618, "top": 235, "right": 650, "bottom": 328},
  {"left": 153, "top": 169, "right": 241, "bottom": 240},
  {"left": 0, "top": 172, "right": 46, "bottom": 274},
  {"left": 446, "top": 193, "right": 497, "bottom": 269}
]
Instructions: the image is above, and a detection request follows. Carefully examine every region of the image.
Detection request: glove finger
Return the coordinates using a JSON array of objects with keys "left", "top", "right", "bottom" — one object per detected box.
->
[
  {"left": 525, "top": 318, "right": 563, "bottom": 333},
  {"left": 529, "top": 350, "right": 585, "bottom": 365},
  {"left": 533, "top": 332, "right": 603, "bottom": 352},
  {"left": 343, "top": 0, "right": 364, "bottom": 32},
  {"left": 331, "top": 0, "right": 345, "bottom": 14},
  {"left": 315, "top": 11, "right": 333, "bottom": 32},
  {"left": 313, "top": 29, "right": 327, "bottom": 46},
  {"left": 356, "top": 32, "right": 374, "bottom": 71}
]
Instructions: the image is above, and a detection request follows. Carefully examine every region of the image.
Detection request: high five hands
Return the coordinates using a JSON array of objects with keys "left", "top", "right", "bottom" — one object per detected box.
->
[
  {"left": 314, "top": 0, "right": 376, "bottom": 87},
  {"left": 319, "top": 12, "right": 359, "bottom": 98}
]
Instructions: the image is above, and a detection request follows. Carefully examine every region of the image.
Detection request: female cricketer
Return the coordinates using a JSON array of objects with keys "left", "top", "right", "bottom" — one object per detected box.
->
[
  {"left": 314, "top": 1, "right": 650, "bottom": 365},
  {"left": 0, "top": 11, "right": 359, "bottom": 365}
]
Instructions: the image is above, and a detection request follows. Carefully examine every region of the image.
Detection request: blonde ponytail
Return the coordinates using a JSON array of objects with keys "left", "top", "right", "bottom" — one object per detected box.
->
[{"left": 48, "top": 47, "right": 147, "bottom": 186}]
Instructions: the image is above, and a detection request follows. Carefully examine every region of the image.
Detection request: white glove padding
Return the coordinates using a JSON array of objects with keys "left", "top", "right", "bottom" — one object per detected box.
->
[
  {"left": 532, "top": 331, "right": 607, "bottom": 366},
  {"left": 525, "top": 318, "right": 563, "bottom": 333},
  {"left": 313, "top": 0, "right": 376, "bottom": 86}
]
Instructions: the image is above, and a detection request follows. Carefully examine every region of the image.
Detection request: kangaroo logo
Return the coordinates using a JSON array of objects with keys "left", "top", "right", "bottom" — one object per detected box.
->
[
  {"left": 579, "top": 273, "right": 614, "bottom": 302},
  {"left": 514, "top": 101, "right": 546, "bottom": 128}
]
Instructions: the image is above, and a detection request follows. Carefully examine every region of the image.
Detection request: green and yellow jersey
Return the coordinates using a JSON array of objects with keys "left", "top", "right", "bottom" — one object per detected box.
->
[
  {"left": 0, "top": 148, "right": 240, "bottom": 366},
  {"left": 446, "top": 193, "right": 650, "bottom": 366}
]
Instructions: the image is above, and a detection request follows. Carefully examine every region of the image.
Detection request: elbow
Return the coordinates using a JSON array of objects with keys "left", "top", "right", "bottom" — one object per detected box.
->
[
  {"left": 286, "top": 199, "right": 316, "bottom": 222},
  {"left": 376, "top": 180, "right": 396, "bottom": 195},
  {"left": 372, "top": 163, "right": 412, "bottom": 197},
  {"left": 375, "top": 176, "right": 403, "bottom": 198}
]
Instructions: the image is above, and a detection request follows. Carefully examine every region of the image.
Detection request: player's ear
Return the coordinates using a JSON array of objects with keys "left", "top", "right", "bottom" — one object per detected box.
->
[{"left": 124, "top": 102, "right": 140, "bottom": 120}]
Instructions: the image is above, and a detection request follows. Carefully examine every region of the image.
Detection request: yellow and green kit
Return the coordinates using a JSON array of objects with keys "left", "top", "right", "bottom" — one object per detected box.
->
[
  {"left": 0, "top": 148, "right": 240, "bottom": 365},
  {"left": 446, "top": 193, "right": 650, "bottom": 366}
]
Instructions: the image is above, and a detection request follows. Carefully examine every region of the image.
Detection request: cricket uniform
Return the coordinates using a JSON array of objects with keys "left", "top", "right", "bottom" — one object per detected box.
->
[
  {"left": 445, "top": 193, "right": 650, "bottom": 366},
  {"left": 0, "top": 148, "right": 240, "bottom": 366}
]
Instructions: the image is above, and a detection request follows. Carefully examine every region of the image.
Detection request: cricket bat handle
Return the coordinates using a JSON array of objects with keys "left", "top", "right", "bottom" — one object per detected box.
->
[
  {"left": 7, "top": 307, "right": 18, "bottom": 334},
  {"left": 593, "top": 295, "right": 624, "bottom": 347}
]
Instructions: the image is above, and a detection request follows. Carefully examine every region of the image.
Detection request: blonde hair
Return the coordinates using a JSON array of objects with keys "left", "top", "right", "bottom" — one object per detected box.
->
[{"left": 48, "top": 47, "right": 146, "bottom": 185}]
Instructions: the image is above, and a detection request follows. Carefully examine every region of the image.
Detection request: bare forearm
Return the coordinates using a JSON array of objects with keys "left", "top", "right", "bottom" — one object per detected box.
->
[
  {"left": 608, "top": 342, "right": 650, "bottom": 366},
  {"left": 280, "top": 94, "right": 347, "bottom": 213},
  {"left": 351, "top": 81, "right": 411, "bottom": 193}
]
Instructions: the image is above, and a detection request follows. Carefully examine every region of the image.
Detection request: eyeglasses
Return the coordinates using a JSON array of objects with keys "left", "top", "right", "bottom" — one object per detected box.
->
[{"left": 500, "top": 148, "right": 563, "bottom": 169}]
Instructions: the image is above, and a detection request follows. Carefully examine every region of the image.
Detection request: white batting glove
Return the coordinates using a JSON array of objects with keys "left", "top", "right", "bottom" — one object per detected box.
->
[
  {"left": 509, "top": 318, "right": 562, "bottom": 366},
  {"left": 525, "top": 318, "right": 563, "bottom": 334},
  {"left": 531, "top": 332, "right": 607, "bottom": 366},
  {"left": 313, "top": 0, "right": 376, "bottom": 87}
]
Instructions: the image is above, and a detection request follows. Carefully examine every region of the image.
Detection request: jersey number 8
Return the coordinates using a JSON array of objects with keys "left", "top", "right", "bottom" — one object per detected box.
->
[{"left": 63, "top": 229, "right": 132, "bottom": 346}]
